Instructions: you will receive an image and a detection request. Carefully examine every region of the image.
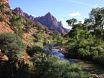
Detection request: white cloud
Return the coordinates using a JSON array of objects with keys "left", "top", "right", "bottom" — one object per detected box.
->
[
  {"left": 69, "top": 12, "right": 80, "bottom": 17},
  {"left": 62, "top": 21, "right": 72, "bottom": 29}
]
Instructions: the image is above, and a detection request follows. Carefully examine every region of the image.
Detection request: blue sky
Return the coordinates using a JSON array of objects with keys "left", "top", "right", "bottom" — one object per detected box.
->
[{"left": 9, "top": 0, "right": 104, "bottom": 29}]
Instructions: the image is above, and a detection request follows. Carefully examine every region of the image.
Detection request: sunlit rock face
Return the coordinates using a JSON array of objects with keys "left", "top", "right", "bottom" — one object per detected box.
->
[
  {"left": 0, "top": 0, "right": 13, "bottom": 33},
  {"left": 1, "top": 0, "right": 8, "bottom": 3}
]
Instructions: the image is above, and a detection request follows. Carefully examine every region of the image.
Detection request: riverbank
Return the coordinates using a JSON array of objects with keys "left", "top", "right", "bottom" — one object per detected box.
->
[
  {"left": 45, "top": 44, "right": 104, "bottom": 77},
  {"left": 57, "top": 48, "right": 104, "bottom": 77},
  {"left": 62, "top": 53, "right": 104, "bottom": 78}
]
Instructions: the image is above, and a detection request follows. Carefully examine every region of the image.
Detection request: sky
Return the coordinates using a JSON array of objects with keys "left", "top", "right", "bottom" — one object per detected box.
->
[{"left": 9, "top": 0, "right": 104, "bottom": 29}]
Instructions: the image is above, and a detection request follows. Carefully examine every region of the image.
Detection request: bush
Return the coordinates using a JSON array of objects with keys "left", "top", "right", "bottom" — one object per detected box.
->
[
  {"left": 10, "top": 14, "right": 24, "bottom": 37},
  {"left": 0, "top": 16, "right": 3, "bottom": 21},
  {"left": 0, "top": 33, "right": 27, "bottom": 78},
  {"left": 27, "top": 46, "right": 45, "bottom": 57},
  {"left": 0, "top": 33, "right": 26, "bottom": 58},
  {"left": 32, "top": 52, "right": 90, "bottom": 78},
  {"left": 0, "top": 2, "right": 5, "bottom": 13}
]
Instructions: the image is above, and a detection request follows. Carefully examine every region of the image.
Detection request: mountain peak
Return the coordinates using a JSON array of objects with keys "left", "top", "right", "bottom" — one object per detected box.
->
[
  {"left": 34, "top": 13, "right": 68, "bottom": 34},
  {"left": 45, "top": 12, "right": 52, "bottom": 16},
  {"left": 45, "top": 12, "right": 55, "bottom": 19},
  {"left": 13, "top": 7, "right": 23, "bottom": 13},
  {"left": 13, "top": 7, "right": 27, "bottom": 17},
  {"left": 14, "top": 7, "right": 22, "bottom": 11}
]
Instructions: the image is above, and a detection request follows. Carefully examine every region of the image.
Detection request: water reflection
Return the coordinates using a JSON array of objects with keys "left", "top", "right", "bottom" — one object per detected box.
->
[{"left": 51, "top": 49, "right": 64, "bottom": 60}]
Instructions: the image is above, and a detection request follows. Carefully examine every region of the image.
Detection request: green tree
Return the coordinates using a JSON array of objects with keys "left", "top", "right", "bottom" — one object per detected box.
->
[
  {"left": 65, "top": 7, "right": 104, "bottom": 67},
  {"left": 66, "top": 18, "right": 77, "bottom": 26},
  {"left": 90, "top": 7, "right": 104, "bottom": 29}
]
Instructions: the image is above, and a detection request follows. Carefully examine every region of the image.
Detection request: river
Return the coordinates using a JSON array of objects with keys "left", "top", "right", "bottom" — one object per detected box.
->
[{"left": 44, "top": 44, "right": 104, "bottom": 76}]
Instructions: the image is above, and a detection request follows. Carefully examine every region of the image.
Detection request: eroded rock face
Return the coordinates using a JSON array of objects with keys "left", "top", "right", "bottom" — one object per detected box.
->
[
  {"left": 0, "top": 0, "right": 10, "bottom": 18},
  {"left": 0, "top": 0, "right": 13, "bottom": 33},
  {"left": 1, "top": 0, "right": 8, "bottom": 3},
  {"left": 0, "top": 22, "right": 13, "bottom": 33}
]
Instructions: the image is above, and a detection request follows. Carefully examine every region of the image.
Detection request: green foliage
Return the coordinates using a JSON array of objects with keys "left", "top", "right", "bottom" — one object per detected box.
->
[
  {"left": 1, "top": 3, "right": 101, "bottom": 77},
  {"left": 65, "top": 7, "right": 104, "bottom": 66},
  {"left": 27, "top": 46, "right": 45, "bottom": 57},
  {"left": 49, "top": 32, "right": 64, "bottom": 45},
  {"left": 0, "top": 2, "right": 6, "bottom": 13},
  {"left": 10, "top": 14, "right": 24, "bottom": 37},
  {"left": 90, "top": 7, "right": 104, "bottom": 29},
  {"left": 0, "top": 33, "right": 26, "bottom": 57},
  {"left": 0, "top": 33, "right": 27, "bottom": 78},
  {"left": 0, "top": 2, "right": 9, "bottom": 21},
  {"left": 66, "top": 18, "right": 77, "bottom": 26},
  {"left": 0, "top": 16, "right": 3, "bottom": 21},
  {"left": 31, "top": 50, "right": 90, "bottom": 78}
]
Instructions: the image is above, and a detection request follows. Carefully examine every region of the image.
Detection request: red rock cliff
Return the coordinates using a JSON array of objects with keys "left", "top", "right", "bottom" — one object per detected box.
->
[{"left": 0, "top": 0, "right": 13, "bottom": 33}]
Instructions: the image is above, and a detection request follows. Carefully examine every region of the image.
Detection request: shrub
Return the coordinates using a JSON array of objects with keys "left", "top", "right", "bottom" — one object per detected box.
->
[
  {"left": 0, "top": 33, "right": 27, "bottom": 78},
  {"left": 0, "top": 16, "right": 3, "bottom": 21},
  {"left": 10, "top": 14, "right": 24, "bottom": 37},
  {"left": 0, "top": 33, "right": 26, "bottom": 58},
  {"left": 32, "top": 52, "right": 90, "bottom": 78}
]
